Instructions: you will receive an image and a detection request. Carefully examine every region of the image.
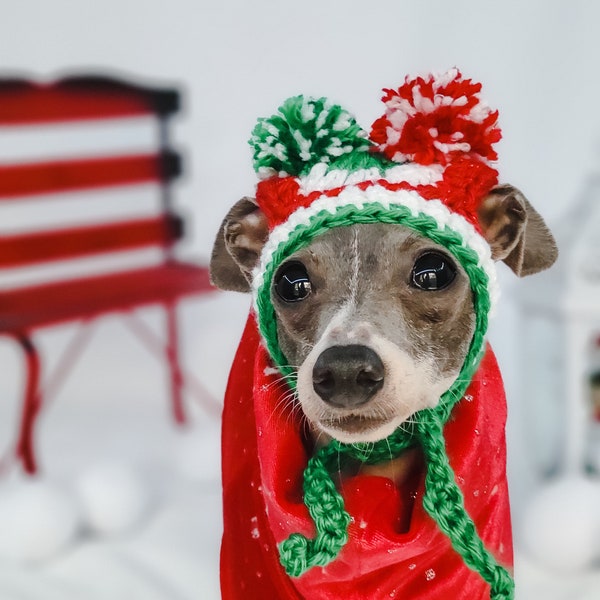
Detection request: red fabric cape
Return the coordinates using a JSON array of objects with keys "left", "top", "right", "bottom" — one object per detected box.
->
[{"left": 221, "top": 315, "right": 513, "bottom": 599}]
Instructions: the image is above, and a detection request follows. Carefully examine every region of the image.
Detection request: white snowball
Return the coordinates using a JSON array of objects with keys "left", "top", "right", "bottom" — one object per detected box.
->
[
  {"left": 520, "top": 475, "right": 600, "bottom": 573},
  {"left": 0, "top": 479, "right": 81, "bottom": 562},
  {"left": 174, "top": 426, "right": 221, "bottom": 482},
  {"left": 76, "top": 463, "right": 150, "bottom": 536}
]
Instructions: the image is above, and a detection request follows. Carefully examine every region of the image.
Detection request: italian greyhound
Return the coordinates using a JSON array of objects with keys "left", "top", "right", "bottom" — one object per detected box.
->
[
  {"left": 210, "top": 185, "right": 556, "bottom": 487},
  {"left": 211, "top": 68, "right": 559, "bottom": 599}
]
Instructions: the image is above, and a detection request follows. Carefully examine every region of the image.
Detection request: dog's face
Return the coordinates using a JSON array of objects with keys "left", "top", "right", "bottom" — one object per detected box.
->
[
  {"left": 272, "top": 224, "right": 475, "bottom": 443},
  {"left": 211, "top": 185, "right": 557, "bottom": 445}
]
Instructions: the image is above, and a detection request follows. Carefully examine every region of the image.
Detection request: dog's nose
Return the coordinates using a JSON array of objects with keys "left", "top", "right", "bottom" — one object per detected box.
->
[{"left": 312, "top": 345, "right": 384, "bottom": 408}]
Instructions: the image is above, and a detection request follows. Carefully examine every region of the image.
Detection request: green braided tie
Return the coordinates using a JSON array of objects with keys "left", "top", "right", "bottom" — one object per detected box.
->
[
  {"left": 255, "top": 201, "right": 514, "bottom": 598},
  {"left": 279, "top": 415, "right": 514, "bottom": 600},
  {"left": 278, "top": 444, "right": 352, "bottom": 577},
  {"left": 417, "top": 412, "right": 515, "bottom": 600},
  {"left": 278, "top": 428, "right": 415, "bottom": 576}
]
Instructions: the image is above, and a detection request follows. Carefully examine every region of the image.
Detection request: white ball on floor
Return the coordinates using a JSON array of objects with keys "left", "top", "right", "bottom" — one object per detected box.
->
[
  {"left": 76, "top": 463, "right": 149, "bottom": 536},
  {"left": 520, "top": 475, "right": 600, "bottom": 572},
  {"left": 0, "top": 479, "right": 81, "bottom": 562}
]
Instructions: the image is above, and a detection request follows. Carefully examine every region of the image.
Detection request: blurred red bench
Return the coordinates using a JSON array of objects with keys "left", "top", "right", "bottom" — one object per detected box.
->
[{"left": 0, "top": 75, "right": 216, "bottom": 474}]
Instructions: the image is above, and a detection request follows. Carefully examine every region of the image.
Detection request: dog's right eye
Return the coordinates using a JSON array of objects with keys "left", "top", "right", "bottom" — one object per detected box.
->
[
  {"left": 411, "top": 252, "right": 456, "bottom": 291},
  {"left": 274, "top": 262, "right": 312, "bottom": 302}
]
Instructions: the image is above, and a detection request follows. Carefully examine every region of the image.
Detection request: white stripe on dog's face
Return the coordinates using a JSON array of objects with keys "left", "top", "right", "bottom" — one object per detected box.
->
[{"left": 272, "top": 224, "right": 475, "bottom": 444}]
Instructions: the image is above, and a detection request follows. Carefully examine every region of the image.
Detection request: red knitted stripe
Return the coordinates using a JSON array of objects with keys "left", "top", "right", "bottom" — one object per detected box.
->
[{"left": 255, "top": 157, "right": 496, "bottom": 232}]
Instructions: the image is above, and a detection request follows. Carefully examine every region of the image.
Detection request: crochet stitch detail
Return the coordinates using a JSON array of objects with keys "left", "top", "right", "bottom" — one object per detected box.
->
[
  {"left": 255, "top": 202, "right": 493, "bottom": 381},
  {"left": 255, "top": 204, "right": 513, "bottom": 599},
  {"left": 249, "top": 96, "right": 372, "bottom": 179},
  {"left": 370, "top": 68, "right": 501, "bottom": 166},
  {"left": 247, "top": 70, "right": 514, "bottom": 600}
]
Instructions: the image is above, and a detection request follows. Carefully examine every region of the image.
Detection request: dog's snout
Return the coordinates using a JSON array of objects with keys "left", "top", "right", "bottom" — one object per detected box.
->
[{"left": 312, "top": 345, "right": 384, "bottom": 408}]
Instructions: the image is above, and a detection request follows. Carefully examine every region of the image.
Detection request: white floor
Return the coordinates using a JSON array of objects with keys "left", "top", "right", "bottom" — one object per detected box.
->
[{"left": 0, "top": 291, "right": 598, "bottom": 599}]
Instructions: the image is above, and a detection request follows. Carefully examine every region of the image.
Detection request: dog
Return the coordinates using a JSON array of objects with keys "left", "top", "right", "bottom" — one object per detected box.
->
[{"left": 210, "top": 71, "right": 557, "bottom": 599}]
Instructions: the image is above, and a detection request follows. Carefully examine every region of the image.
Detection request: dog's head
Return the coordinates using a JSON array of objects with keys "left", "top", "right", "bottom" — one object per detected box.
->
[
  {"left": 210, "top": 185, "right": 556, "bottom": 444},
  {"left": 210, "top": 70, "right": 557, "bottom": 445}
]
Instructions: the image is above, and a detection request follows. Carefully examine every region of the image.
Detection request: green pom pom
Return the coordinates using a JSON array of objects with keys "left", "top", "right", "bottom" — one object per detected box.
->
[{"left": 249, "top": 95, "right": 372, "bottom": 178}]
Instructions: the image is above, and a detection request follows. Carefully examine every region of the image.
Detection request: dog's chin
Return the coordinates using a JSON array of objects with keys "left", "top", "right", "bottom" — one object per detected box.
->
[{"left": 315, "top": 414, "right": 409, "bottom": 445}]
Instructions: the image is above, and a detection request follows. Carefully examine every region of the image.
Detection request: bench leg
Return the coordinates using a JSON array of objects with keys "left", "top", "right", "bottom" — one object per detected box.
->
[
  {"left": 15, "top": 335, "right": 42, "bottom": 475},
  {"left": 165, "top": 303, "right": 186, "bottom": 425}
]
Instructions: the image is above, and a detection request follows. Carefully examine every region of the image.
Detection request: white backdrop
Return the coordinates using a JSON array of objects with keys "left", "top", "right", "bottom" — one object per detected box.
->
[
  {"left": 1, "top": 0, "right": 596, "bottom": 242},
  {"left": 0, "top": 1, "right": 599, "bottom": 597}
]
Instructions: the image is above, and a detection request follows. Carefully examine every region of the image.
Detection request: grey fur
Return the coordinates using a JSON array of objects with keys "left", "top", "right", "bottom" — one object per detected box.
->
[{"left": 210, "top": 184, "right": 557, "bottom": 443}]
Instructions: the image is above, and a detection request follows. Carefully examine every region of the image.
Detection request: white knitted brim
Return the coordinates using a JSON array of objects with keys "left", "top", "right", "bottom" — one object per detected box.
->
[{"left": 251, "top": 185, "right": 499, "bottom": 316}]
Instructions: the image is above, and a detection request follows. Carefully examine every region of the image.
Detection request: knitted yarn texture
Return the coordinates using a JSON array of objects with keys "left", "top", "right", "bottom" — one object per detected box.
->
[
  {"left": 220, "top": 319, "right": 514, "bottom": 599},
  {"left": 257, "top": 205, "right": 512, "bottom": 599},
  {"left": 245, "top": 69, "right": 514, "bottom": 600}
]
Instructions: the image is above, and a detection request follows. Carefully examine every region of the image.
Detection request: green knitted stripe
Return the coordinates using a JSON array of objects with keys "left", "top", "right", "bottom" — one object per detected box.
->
[
  {"left": 417, "top": 414, "right": 515, "bottom": 599},
  {"left": 255, "top": 202, "right": 490, "bottom": 399},
  {"left": 326, "top": 147, "right": 395, "bottom": 173},
  {"left": 255, "top": 202, "right": 513, "bottom": 599}
]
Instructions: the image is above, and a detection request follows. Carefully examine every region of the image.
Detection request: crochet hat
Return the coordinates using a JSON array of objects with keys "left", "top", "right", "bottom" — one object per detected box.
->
[{"left": 248, "top": 69, "right": 514, "bottom": 600}]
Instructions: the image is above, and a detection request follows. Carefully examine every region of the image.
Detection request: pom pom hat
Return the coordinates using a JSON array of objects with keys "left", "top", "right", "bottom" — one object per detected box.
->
[{"left": 243, "top": 69, "right": 514, "bottom": 599}]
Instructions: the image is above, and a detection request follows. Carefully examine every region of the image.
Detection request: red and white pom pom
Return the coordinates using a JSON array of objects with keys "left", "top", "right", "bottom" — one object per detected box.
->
[{"left": 370, "top": 68, "right": 501, "bottom": 166}]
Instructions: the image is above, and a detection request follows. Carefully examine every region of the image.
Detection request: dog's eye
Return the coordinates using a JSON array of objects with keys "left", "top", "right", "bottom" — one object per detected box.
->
[
  {"left": 274, "top": 262, "right": 312, "bottom": 302},
  {"left": 411, "top": 252, "right": 456, "bottom": 291}
]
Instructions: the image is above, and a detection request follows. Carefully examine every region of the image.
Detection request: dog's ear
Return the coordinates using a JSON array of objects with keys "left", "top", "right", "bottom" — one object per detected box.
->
[
  {"left": 477, "top": 184, "right": 558, "bottom": 277},
  {"left": 210, "top": 197, "right": 269, "bottom": 292}
]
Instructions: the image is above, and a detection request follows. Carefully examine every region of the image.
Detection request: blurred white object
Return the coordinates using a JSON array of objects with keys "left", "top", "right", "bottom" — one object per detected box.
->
[
  {"left": 76, "top": 463, "right": 150, "bottom": 536},
  {"left": 517, "top": 173, "right": 600, "bottom": 475},
  {"left": 0, "top": 479, "right": 81, "bottom": 562},
  {"left": 174, "top": 426, "right": 221, "bottom": 482},
  {"left": 520, "top": 475, "right": 600, "bottom": 572}
]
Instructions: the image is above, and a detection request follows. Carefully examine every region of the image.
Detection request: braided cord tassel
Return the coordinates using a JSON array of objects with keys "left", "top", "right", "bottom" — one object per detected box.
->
[
  {"left": 417, "top": 412, "right": 515, "bottom": 600},
  {"left": 279, "top": 430, "right": 418, "bottom": 576},
  {"left": 258, "top": 201, "right": 505, "bottom": 594},
  {"left": 279, "top": 443, "right": 351, "bottom": 576}
]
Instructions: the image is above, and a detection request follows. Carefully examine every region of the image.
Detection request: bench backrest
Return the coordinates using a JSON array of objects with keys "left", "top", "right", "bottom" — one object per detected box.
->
[{"left": 0, "top": 76, "right": 183, "bottom": 288}]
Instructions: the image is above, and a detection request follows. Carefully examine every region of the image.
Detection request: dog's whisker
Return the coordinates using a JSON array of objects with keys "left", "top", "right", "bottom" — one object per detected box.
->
[
  {"left": 282, "top": 402, "right": 304, "bottom": 430},
  {"left": 384, "top": 437, "right": 394, "bottom": 463},
  {"left": 266, "top": 386, "right": 301, "bottom": 428},
  {"left": 277, "top": 390, "right": 300, "bottom": 416},
  {"left": 264, "top": 376, "right": 293, "bottom": 392}
]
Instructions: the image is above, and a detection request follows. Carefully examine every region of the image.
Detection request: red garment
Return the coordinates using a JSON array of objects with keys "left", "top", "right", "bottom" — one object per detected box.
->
[{"left": 221, "top": 315, "right": 513, "bottom": 599}]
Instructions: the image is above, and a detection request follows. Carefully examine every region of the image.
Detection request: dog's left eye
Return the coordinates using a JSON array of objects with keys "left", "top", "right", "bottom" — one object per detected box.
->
[
  {"left": 274, "top": 262, "right": 312, "bottom": 302},
  {"left": 411, "top": 252, "right": 456, "bottom": 291}
]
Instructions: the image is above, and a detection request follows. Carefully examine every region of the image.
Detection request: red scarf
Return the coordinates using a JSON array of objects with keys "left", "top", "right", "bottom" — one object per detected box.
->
[{"left": 221, "top": 315, "right": 513, "bottom": 599}]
